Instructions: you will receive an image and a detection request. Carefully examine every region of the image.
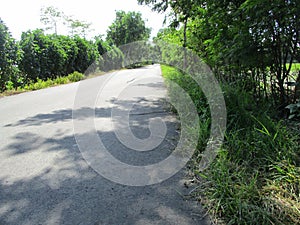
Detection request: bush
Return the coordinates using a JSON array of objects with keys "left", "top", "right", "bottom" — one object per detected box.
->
[
  {"left": 0, "top": 19, "right": 20, "bottom": 91},
  {"left": 100, "top": 45, "right": 124, "bottom": 71},
  {"left": 67, "top": 71, "right": 84, "bottom": 82},
  {"left": 197, "top": 85, "right": 300, "bottom": 225},
  {"left": 19, "top": 30, "right": 98, "bottom": 81},
  {"left": 22, "top": 72, "right": 84, "bottom": 91},
  {"left": 160, "top": 65, "right": 300, "bottom": 225}
]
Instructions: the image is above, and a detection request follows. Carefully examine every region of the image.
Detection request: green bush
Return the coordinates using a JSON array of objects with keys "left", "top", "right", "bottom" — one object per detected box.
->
[
  {"left": 199, "top": 86, "right": 300, "bottom": 225},
  {"left": 100, "top": 45, "right": 124, "bottom": 72},
  {"left": 0, "top": 19, "right": 20, "bottom": 91},
  {"left": 67, "top": 71, "right": 85, "bottom": 82},
  {"left": 19, "top": 30, "right": 99, "bottom": 81},
  {"left": 53, "top": 76, "right": 68, "bottom": 85},
  {"left": 22, "top": 72, "right": 84, "bottom": 91}
]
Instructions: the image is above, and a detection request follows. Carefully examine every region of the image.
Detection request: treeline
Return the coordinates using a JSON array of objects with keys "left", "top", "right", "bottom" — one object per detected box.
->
[
  {"left": 139, "top": 1, "right": 300, "bottom": 224},
  {"left": 139, "top": 0, "right": 300, "bottom": 109},
  {"left": 0, "top": 21, "right": 124, "bottom": 92},
  {"left": 0, "top": 9, "right": 150, "bottom": 92}
]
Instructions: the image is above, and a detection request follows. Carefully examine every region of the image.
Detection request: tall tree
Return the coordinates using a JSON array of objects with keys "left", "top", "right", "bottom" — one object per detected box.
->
[
  {"left": 40, "top": 6, "right": 64, "bottom": 35},
  {"left": 41, "top": 6, "right": 93, "bottom": 37},
  {"left": 138, "top": 0, "right": 201, "bottom": 67},
  {"left": 143, "top": 0, "right": 300, "bottom": 106},
  {"left": 106, "top": 11, "right": 151, "bottom": 46},
  {"left": 240, "top": 0, "right": 300, "bottom": 105}
]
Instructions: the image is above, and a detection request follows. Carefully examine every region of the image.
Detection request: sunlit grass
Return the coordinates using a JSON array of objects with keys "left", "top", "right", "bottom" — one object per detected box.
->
[
  {"left": 161, "top": 64, "right": 300, "bottom": 225},
  {"left": 1, "top": 71, "right": 87, "bottom": 97}
]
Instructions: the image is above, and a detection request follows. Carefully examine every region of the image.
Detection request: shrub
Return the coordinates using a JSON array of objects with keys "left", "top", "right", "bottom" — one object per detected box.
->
[
  {"left": 67, "top": 71, "right": 84, "bottom": 82},
  {"left": 160, "top": 65, "right": 300, "bottom": 225}
]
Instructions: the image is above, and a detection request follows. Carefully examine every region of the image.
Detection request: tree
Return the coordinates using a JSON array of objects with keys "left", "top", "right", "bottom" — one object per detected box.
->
[
  {"left": 64, "top": 16, "right": 93, "bottom": 38},
  {"left": 144, "top": 0, "right": 300, "bottom": 106},
  {"left": 72, "top": 36, "right": 99, "bottom": 73},
  {"left": 94, "top": 36, "right": 110, "bottom": 55},
  {"left": 19, "top": 30, "right": 98, "bottom": 80},
  {"left": 240, "top": 0, "right": 300, "bottom": 105},
  {"left": 106, "top": 11, "right": 151, "bottom": 46},
  {"left": 40, "top": 6, "right": 64, "bottom": 35},
  {"left": 19, "top": 30, "right": 68, "bottom": 80},
  {"left": 191, "top": 0, "right": 300, "bottom": 105},
  {"left": 0, "top": 18, "right": 19, "bottom": 91},
  {"left": 138, "top": 0, "right": 201, "bottom": 66},
  {"left": 41, "top": 6, "right": 93, "bottom": 38},
  {"left": 137, "top": 0, "right": 169, "bottom": 13}
]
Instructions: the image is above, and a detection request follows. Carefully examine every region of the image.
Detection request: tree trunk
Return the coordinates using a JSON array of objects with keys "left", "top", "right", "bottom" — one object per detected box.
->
[{"left": 183, "top": 17, "right": 187, "bottom": 69}]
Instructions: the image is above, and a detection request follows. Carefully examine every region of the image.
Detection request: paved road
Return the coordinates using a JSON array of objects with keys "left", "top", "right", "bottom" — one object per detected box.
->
[{"left": 0, "top": 65, "right": 210, "bottom": 225}]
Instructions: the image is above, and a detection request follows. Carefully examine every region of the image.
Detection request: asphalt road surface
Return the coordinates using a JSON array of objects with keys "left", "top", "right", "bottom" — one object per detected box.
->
[{"left": 0, "top": 65, "right": 210, "bottom": 225}]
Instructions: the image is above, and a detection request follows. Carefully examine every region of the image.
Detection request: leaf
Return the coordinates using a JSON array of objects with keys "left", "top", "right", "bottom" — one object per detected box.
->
[{"left": 288, "top": 114, "right": 295, "bottom": 120}]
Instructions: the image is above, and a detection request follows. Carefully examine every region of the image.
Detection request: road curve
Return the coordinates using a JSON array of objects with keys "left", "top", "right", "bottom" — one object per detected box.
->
[{"left": 0, "top": 65, "right": 210, "bottom": 225}]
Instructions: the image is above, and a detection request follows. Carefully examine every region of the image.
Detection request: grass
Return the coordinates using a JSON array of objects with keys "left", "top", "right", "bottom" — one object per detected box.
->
[
  {"left": 1, "top": 71, "right": 88, "bottom": 97},
  {"left": 161, "top": 64, "right": 300, "bottom": 225},
  {"left": 1, "top": 68, "right": 123, "bottom": 98}
]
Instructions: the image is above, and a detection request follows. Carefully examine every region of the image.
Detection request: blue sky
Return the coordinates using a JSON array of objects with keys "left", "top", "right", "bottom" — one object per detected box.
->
[{"left": 0, "top": 0, "right": 166, "bottom": 40}]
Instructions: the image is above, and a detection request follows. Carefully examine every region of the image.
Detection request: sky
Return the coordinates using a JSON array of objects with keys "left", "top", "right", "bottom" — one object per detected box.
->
[{"left": 0, "top": 0, "right": 166, "bottom": 40}]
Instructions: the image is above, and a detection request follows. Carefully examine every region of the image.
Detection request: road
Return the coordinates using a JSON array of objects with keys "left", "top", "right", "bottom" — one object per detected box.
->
[{"left": 0, "top": 65, "right": 210, "bottom": 225}]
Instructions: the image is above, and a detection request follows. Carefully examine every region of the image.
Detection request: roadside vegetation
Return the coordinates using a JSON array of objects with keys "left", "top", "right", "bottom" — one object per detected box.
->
[
  {"left": 1, "top": 71, "right": 85, "bottom": 97},
  {"left": 161, "top": 65, "right": 300, "bottom": 225},
  {"left": 0, "top": 8, "right": 150, "bottom": 95},
  {"left": 141, "top": 0, "right": 300, "bottom": 224},
  {"left": 1, "top": 1, "right": 299, "bottom": 224}
]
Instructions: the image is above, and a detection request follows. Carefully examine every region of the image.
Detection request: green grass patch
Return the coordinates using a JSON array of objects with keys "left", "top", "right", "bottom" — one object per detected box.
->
[
  {"left": 161, "top": 64, "right": 300, "bottom": 225},
  {"left": 161, "top": 64, "right": 211, "bottom": 155},
  {"left": 1, "top": 71, "right": 85, "bottom": 97},
  {"left": 23, "top": 71, "right": 85, "bottom": 91}
]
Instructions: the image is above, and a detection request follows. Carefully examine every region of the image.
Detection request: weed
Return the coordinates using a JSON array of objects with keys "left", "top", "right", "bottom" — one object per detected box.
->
[{"left": 161, "top": 64, "right": 300, "bottom": 225}]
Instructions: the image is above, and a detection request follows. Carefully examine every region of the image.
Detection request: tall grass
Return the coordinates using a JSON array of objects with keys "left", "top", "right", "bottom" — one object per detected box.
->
[{"left": 161, "top": 64, "right": 300, "bottom": 225}]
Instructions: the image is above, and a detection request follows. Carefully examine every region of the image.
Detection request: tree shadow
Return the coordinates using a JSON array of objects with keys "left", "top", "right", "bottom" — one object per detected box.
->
[
  {"left": 0, "top": 129, "right": 210, "bottom": 225},
  {"left": 4, "top": 107, "right": 112, "bottom": 128},
  {"left": 0, "top": 81, "right": 211, "bottom": 224}
]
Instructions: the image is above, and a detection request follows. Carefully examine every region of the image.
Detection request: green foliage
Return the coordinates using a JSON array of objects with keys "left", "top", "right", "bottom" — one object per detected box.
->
[
  {"left": 154, "top": 28, "right": 182, "bottom": 46},
  {"left": 0, "top": 18, "right": 20, "bottom": 91},
  {"left": 100, "top": 45, "right": 124, "bottom": 71},
  {"left": 40, "top": 6, "right": 64, "bottom": 34},
  {"left": 161, "top": 65, "right": 300, "bottom": 224},
  {"left": 65, "top": 16, "right": 92, "bottom": 37},
  {"left": 19, "top": 30, "right": 98, "bottom": 81},
  {"left": 23, "top": 71, "right": 84, "bottom": 91},
  {"left": 290, "top": 63, "right": 300, "bottom": 73},
  {"left": 137, "top": 0, "right": 169, "bottom": 12},
  {"left": 286, "top": 101, "right": 300, "bottom": 120},
  {"left": 19, "top": 30, "right": 67, "bottom": 80},
  {"left": 94, "top": 36, "right": 126, "bottom": 72},
  {"left": 150, "top": 0, "right": 300, "bottom": 107},
  {"left": 72, "top": 35, "right": 99, "bottom": 74},
  {"left": 201, "top": 109, "right": 300, "bottom": 224},
  {"left": 94, "top": 36, "right": 110, "bottom": 55},
  {"left": 67, "top": 71, "right": 84, "bottom": 82},
  {"left": 161, "top": 65, "right": 208, "bottom": 113},
  {"left": 5, "top": 80, "right": 14, "bottom": 91},
  {"left": 106, "top": 11, "right": 151, "bottom": 46}
]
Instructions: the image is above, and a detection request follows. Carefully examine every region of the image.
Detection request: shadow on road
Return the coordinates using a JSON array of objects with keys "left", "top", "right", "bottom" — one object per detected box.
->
[{"left": 0, "top": 82, "right": 210, "bottom": 225}]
